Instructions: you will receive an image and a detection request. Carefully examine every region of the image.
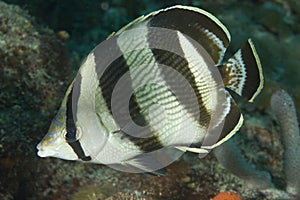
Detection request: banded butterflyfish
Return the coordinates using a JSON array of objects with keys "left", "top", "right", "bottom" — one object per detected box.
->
[{"left": 37, "top": 5, "right": 263, "bottom": 174}]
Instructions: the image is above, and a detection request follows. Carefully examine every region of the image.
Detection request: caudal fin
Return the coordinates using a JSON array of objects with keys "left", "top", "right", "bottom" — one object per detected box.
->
[{"left": 218, "top": 39, "right": 264, "bottom": 102}]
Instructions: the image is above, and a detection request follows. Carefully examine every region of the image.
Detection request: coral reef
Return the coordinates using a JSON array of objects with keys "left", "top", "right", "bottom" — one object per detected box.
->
[
  {"left": 271, "top": 90, "right": 300, "bottom": 197},
  {"left": 213, "top": 89, "right": 300, "bottom": 199},
  {"left": 0, "top": 0, "right": 70, "bottom": 144},
  {"left": 0, "top": 1, "right": 70, "bottom": 198},
  {"left": 213, "top": 139, "right": 273, "bottom": 189}
]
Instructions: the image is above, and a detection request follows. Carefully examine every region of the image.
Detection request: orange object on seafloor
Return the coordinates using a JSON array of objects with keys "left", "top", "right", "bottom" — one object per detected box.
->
[{"left": 211, "top": 191, "right": 243, "bottom": 200}]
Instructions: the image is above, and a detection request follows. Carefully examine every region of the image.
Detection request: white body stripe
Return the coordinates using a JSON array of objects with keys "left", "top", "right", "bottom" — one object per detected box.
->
[
  {"left": 177, "top": 31, "right": 231, "bottom": 149},
  {"left": 177, "top": 31, "right": 219, "bottom": 118},
  {"left": 75, "top": 54, "right": 108, "bottom": 159}
]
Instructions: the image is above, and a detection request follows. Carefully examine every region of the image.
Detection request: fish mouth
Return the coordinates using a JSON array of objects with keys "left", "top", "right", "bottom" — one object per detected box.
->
[
  {"left": 36, "top": 142, "right": 49, "bottom": 157},
  {"left": 36, "top": 146, "right": 55, "bottom": 158},
  {"left": 37, "top": 150, "right": 46, "bottom": 157},
  {"left": 36, "top": 142, "right": 42, "bottom": 150},
  {"left": 36, "top": 143, "right": 45, "bottom": 157}
]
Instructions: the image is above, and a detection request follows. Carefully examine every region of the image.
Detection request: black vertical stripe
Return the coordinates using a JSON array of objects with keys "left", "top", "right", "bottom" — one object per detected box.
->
[
  {"left": 151, "top": 49, "right": 211, "bottom": 127},
  {"left": 97, "top": 51, "right": 164, "bottom": 152},
  {"left": 65, "top": 85, "right": 91, "bottom": 161},
  {"left": 99, "top": 54, "right": 131, "bottom": 113},
  {"left": 72, "top": 73, "right": 82, "bottom": 123},
  {"left": 66, "top": 87, "right": 76, "bottom": 134}
]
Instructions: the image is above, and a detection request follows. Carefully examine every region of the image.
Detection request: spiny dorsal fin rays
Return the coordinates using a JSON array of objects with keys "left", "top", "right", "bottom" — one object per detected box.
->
[
  {"left": 112, "top": 5, "right": 231, "bottom": 65},
  {"left": 218, "top": 39, "right": 264, "bottom": 102}
]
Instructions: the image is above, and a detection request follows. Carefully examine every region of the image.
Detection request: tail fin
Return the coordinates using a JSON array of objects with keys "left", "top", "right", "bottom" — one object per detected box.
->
[{"left": 218, "top": 39, "right": 264, "bottom": 102}]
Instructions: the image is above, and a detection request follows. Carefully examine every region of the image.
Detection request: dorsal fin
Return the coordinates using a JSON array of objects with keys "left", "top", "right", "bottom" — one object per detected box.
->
[
  {"left": 218, "top": 39, "right": 264, "bottom": 102},
  {"left": 112, "top": 15, "right": 148, "bottom": 37},
  {"left": 147, "top": 5, "right": 231, "bottom": 65},
  {"left": 113, "top": 5, "right": 231, "bottom": 65}
]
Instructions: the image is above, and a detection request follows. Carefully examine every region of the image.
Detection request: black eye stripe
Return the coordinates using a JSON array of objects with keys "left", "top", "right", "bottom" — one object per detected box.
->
[
  {"left": 67, "top": 139, "right": 91, "bottom": 161},
  {"left": 66, "top": 87, "right": 76, "bottom": 134},
  {"left": 65, "top": 87, "right": 91, "bottom": 161},
  {"left": 65, "top": 129, "right": 77, "bottom": 143}
]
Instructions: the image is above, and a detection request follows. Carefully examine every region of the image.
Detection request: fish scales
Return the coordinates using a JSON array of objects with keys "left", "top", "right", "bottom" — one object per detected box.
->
[{"left": 151, "top": 48, "right": 213, "bottom": 127}]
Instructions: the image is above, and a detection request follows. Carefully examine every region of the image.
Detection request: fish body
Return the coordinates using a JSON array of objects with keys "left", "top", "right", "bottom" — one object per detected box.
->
[{"left": 37, "top": 5, "right": 263, "bottom": 173}]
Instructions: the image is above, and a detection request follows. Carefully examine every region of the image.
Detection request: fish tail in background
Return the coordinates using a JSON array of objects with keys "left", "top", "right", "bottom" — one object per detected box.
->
[
  {"left": 218, "top": 39, "right": 264, "bottom": 102},
  {"left": 271, "top": 89, "right": 300, "bottom": 197},
  {"left": 213, "top": 139, "right": 273, "bottom": 189}
]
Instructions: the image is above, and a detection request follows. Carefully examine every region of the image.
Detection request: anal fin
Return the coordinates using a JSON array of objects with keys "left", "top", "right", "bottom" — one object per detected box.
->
[
  {"left": 202, "top": 92, "right": 243, "bottom": 149},
  {"left": 110, "top": 147, "right": 182, "bottom": 175},
  {"left": 175, "top": 146, "right": 209, "bottom": 154},
  {"left": 146, "top": 168, "right": 167, "bottom": 176}
]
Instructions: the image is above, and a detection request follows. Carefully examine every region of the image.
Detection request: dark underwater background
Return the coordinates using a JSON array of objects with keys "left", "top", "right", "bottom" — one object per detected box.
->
[{"left": 0, "top": 0, "right": 300, "bottom": 199}]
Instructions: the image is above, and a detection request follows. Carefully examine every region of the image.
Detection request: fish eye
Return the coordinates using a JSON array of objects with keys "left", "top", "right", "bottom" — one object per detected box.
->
[{"left": 64, "top": 127, "right": 82, "bottom": 143}]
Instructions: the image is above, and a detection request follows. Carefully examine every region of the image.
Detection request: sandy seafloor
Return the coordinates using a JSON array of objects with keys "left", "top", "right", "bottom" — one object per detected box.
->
[{"left": 0, "top": 0, "right": 300, "bottom": 199}]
